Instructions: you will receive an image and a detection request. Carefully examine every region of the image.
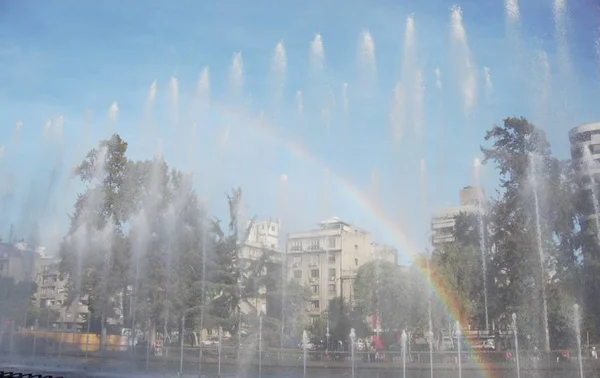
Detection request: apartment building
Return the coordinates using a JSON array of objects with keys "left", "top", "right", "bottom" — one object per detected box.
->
[
  {"left": 0, "top": 242, "right": 37, "bottom": 282},
  {"left": 286, "top": 217, "right": 372, "bottom": 325},
  {"left": 32, "top": 250, "right": 88, "bottom": 329},
  {"left": 431, "top": 186, "right": 485, "bottom": 246},
  {"left": 240, "top": 218, "right": 282, "bottom": 316}
]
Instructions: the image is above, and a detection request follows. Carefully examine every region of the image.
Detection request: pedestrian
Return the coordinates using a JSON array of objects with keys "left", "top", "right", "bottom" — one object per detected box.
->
[{"left": 591, "top": 347, "right": 597, "bottom": 360}]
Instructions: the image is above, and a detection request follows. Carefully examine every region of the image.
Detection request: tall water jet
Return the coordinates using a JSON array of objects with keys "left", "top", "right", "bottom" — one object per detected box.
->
[
  {"left": 146, "top": 80, "right": 157, "bottom": 114},
  {"left": 474, "top": 158, "right": 489, "bottom": 331},
  {"left": 296, "top": 90, "right": 303, "bottom": 116},
  {"left": 484, "top": 67, "right": 493, "bottom": 103},
  {"left": 435, "top": 67, "right": 442, "bottom": 90},
  {"left": 349, "top": 328, "right": 356, "bottom": 378},
  {"left": 198, "top": 67, "right": 210, "bottom": 105},
  {"left": 258, "top": 315, "right": 263, "bottom": 378},
  {"left": 414, "top": 69, "right": 424, "bottom": 137},
  {"left": 390, "top": 82, "right": 403, "bottom": 142},
  {"left": 574, "top": 304, "right": 584, "bottom": 378},
  {"left": 108, "top": 101, "right": 119, "bottom": 129},
  {"left": 553, "top": 0, "right": 570, "bottom": 73},
  {"left": 302, "top": 330, "right": 309, "bottom": 378},
  {"left": 456, "top": 322, "right": 462, "bottom": 378},
  {"left": 169, "top": 76, "right": 179, "bottom": 125},
  {"left": 218, "top": 326, "right": 223, "bottom": 377},
  {"left": 533, "top": 50, "right": 551, "bottom": 121},
  {"left": 43, "top": 120, "right": 52, "bottom": 139},
  {"left": 230, "top": 52, "right": 244, "bottom": 100},
  {"left": 595, "top": 29, "right": 600, "bottom": 79},
  {"left": 271, "top": 41, "right": 287, "bottom": 103},
  {"left": 278, "top": 173, "right": 288, "bottom": 358},
  {"left": 582, "top": 147, "right": 600, "bottom": 240},
  {"left": 401, "top": 329, "right": 408, "bottom": 378},
  {"left": 358, "top": 29, "right": 377, "bottom": 88},
  {"left": 450, "top": 6, "right": 478, "bottom": 118},
  {"left": 309, "top": 34, "right": 325, "bottom": 75},
  {"left": 341, "top": 82, "right": 349, "bottom": 114},
  {"left": 504, "top": 0, "right": 520, "bottom": 24},
  {"left": 529, "top": 153, "right": 551, "bottom": 351},
  {"left": 512, "top": 313, "right": 521, "bottom": 378}
]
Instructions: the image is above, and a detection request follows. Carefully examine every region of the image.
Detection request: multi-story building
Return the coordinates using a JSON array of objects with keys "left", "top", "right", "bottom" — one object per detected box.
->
[
  {"left": 569, "top": 122, "right": 600, "bottom": 332},
  {"left": 431, "top": 186, "right": 485, "bottom": 246},
  {"left": 286, "top": 217, "right": 372, "bottom": 325},
  {"left": 240, "top": 218, "right": 282, "bottom": 316},
  {"left": 32, "top": 249, "right": 88, "bottom": 329}
]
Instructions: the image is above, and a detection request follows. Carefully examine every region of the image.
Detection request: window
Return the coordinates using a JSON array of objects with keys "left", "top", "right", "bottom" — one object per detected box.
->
[
  {"left": 310, "top": 255, "right": 319, "bottom": 265},
  {"left": 271, "top": 226, "right": 276, "bottom": 231},
  {"left": 291, "top": 242, "right": 302, "bottom": 252},
  {"left": 355, "top": 258, "right": 359, "bottom": 266},
  {"left": 328, "top": 299, "right": 336, "bottom": 310},
  {"left": 311, "top": 269, "right": 320, "bottom": 278},
  {"left": 294, "top": 270, "right": 302, "bottom": 279},
  {"left": 308, "top": 239, "right": 320, "bottom": 251},
  {"left": 328, "top": 237, "right": 336, "bottom": 248},
  {"left": 328, "top": 268, "right": 336, "bottom": 278},
  {"left": 310, "top": 316, "right": 320, "bottom": 325},
  {"left": 311, "top": 285, "right": 319, "bottom": 294},
  {"left": 328, "top": 284, "right": 336, "bottom": 293},
  {"left": 328, "top": 254, "right": 335, "bottom": 263},
  {"left": 311, "top": 300, "right": 320, "bottom": 309},
  {"left": 354, "top": 244, "right": 358, "bottom": 250},
  {"left": 293, "top": 256, "right": 302, "bottom": 265}
]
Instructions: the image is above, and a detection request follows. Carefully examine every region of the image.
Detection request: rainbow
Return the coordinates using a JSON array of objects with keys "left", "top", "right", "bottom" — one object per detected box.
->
[{"left": 210, "top": 102, "right": 496, "bottom": 377}]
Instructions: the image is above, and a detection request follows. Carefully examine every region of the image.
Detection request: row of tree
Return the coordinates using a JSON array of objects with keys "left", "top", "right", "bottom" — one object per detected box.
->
[
  {"left": 57, "top": 134, "right": 310, "bottom": 347},
  {"left": 52, "top": 116, "right": 600, "bottom": 351}
]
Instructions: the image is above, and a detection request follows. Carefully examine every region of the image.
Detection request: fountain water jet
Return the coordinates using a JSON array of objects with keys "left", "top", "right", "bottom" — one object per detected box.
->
[
  {"left": 474, "top": 158, "right": 489, "bottom": 331},
  {"left": 512, "top": 313, "right": 521, "bottom": 378},
  {"left": 169, "top": 76, "right": 179, "bottom": 125},
  {"left": 484, "top": 67, "right": 493, "bottom": 102},
  {"left": 574, "top": 304, "right": 584, "bottom": 378},
  {"left": 505, "top": 0, "right": 520, "bottom": 23},
  {"left": 450, "top": 6, "right": 478, "bottom": 117},
  {"left": 358, "top": 29, "right": 377, "bottom": 88},
  {"left": 296, "top": 90, "right": 303, "bottom": 116},
  {"left": 258, "top": 315, "right": 263, "bottom": 378},
  {"left": 230, "top": 52, "right": 244, "bottom": 100},
  {"left": 108, "top": 102, "right": 119, "bottom": 128},
  {"left": 349, "top": 328, "right": 356, "bottom": 378},
  {"left": 435, "top": 67, "right": 442, "bottom": 90},
  {"left": 302, "top": 330, "right": 309, "bottom": 378},
  {"left": 271, "top": 41, "right": 287, "bottom": 102},
  {"left": 310, "top": 34, "right": 324, "bottom": 74},
  {"left": 390, "top": 82, "right": 404, "bottom": 142},
  {"left": 218, "top": 326, "right": 223, "bottom": 377},
  {"left": 414, "top": 70, "right": 424, "bottom": 137},
  {"left": 401, "top": 329, "right": 408, "bottom": 378},
  {"left": 456, "top": 322, "right": 462, "bottom": 378},
  {"left": 341, "top": 82, "right": 349, "bottom": 113},
  {"left": 529, "top": 153, "right": 551, "bottom": 351}
]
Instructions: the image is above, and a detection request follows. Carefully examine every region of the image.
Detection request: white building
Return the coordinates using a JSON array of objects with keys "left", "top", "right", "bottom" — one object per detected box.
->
[
  {"left": 286, "top": 217, "right": 373, "bottom": 325},
  {"left": 431, "top": 186, "right": 485, "bottom": 246},
  {"left": 371, "top": 243, "right": 398, "bottom": 265},
  {"left": 240, "top": 218, "right": 282, "bottom": 316}
]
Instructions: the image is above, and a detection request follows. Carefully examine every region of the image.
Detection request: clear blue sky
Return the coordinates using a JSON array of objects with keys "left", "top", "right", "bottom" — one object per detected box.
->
[{"left": 0, "top": 0, "right": 599, "bottom": 264}]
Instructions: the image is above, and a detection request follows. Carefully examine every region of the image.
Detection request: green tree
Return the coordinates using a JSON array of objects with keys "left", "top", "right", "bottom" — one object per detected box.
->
[
  {"left": 0, "top": 277, "right": 36, "bottom": 324},
  {"left": 481, "top": 117, "right": 579, "bottom": 349}
]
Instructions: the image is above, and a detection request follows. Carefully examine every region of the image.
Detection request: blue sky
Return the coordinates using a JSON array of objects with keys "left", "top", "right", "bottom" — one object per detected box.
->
[{"left": 0, "top": 0, "right": 599, "bottom": 264}]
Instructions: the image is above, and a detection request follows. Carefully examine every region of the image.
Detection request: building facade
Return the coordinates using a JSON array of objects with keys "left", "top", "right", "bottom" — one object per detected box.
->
[
  {"left": 371, "top": 243, "right": 398, "bottom": 265},
  {"left": 569, "top": 122, "right": 600, "bottom": 333},
  {"left": 286, "top": 217, "right": 373, "bottom": 325},
  {"left": 431, "top": 186, "right": 485, "bottom": 246},
  {"left": 240, "top": 218, "right": 282, "bottom": 316}
]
